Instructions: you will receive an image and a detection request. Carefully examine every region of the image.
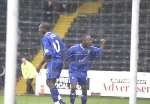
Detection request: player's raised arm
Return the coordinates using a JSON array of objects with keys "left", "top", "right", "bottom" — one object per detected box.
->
[{"left": 100, "top": 39, "right": 106, "bottom": 49}]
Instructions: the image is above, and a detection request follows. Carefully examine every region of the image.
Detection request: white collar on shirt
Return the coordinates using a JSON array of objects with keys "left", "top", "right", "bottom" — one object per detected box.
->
[{"left": 80, "top": 44, "right": 85, "bottom": 50}]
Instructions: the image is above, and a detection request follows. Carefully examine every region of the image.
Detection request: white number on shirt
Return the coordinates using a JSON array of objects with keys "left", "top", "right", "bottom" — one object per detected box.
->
[{"left": 52, "top": 40, "right": 60, "bottom": 53}]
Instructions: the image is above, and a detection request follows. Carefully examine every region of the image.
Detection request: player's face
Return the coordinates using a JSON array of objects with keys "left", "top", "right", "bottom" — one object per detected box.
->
[{"left": 82, "top": 35, "right": 93, "bottom": 47}]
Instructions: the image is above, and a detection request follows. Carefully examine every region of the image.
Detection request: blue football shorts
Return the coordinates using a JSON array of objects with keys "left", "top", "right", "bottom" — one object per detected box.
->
[
  {"left": 69, "top": 72, "right": 87, "bottom": 86},
  {"left": 46, "top": 59, "right": 63, "bottom": 80}
]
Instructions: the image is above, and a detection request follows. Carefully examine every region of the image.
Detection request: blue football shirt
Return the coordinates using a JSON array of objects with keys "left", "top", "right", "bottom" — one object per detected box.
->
[
  {"left": 66, "top": 44, "right": 103, "bottom": 73},
  {"left": 41, "top": 32, "right": 65, "bottom": 60}
]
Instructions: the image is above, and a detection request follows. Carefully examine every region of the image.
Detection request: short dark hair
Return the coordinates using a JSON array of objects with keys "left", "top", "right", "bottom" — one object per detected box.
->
[
  {"left": 40, "top": 22, "right": 50, "bottom": 31},
  {"left": 81, "top": 34, "right": 91, "bottom": 40}
]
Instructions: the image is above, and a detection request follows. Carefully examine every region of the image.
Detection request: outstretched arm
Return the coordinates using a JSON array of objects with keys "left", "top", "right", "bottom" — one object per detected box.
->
[
  {"left": 90, "top": 39, "right": 106, "bottom": 59},
  {"left": 100, "top": 39, "right": 106, "bottom": 49}
]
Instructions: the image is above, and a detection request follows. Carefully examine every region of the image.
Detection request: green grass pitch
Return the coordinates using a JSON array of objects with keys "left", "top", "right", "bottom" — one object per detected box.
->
[{"left": 0, "top": 95, "right": 150, "bottom": 104}]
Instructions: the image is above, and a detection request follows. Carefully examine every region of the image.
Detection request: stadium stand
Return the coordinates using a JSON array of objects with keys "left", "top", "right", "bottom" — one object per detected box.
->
[
  {"left": 64, "top": 0, "right": 150, "bottom": 72},
  {"left": 0, "top": 0, "right": 6, "bottom": 90},
  {"left": 0, "top": 0, "right": 6, "bottom": 67},
  {"left": 18, "top": 0, "right": 43, "bottom": 59}
]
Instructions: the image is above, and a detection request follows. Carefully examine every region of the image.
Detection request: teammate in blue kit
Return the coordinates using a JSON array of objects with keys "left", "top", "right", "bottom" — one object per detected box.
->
[
  {"left": 37, "top": 22, "right": 65, "bottom": 104},
  {"left": 65, "top": 35, "right": 106, "bottom": 104}
]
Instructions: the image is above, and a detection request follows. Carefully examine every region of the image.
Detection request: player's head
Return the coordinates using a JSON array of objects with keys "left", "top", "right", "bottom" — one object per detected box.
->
[
  {"left": 48, "top": 0, "right": 54, "bottom": 2},
  {"left": 38, "top": 22, "right": 50, "bottom": 35},
  {"left": 81, "top": 34, "right": 93, "bottom": 48}
]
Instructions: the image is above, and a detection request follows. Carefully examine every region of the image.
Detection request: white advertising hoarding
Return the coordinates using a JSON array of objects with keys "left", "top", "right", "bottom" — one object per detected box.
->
[{"left": 35, "top": 69, "right": 150, "bottom": 98}]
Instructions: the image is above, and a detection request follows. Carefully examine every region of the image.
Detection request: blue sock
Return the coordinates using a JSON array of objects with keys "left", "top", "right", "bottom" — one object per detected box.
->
[
  {"left": 50, "top": 86, "right": 59, "bottom": 102},
  {"left": 70, "top": 90, "right": 76, "bottom": 104},
  {"left": 81, "top": 94, "right": 87, "bottom": 104}
]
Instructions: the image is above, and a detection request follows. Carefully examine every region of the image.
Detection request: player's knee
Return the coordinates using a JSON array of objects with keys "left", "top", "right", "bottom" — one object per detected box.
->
[
  {"left": 71, "top": 84, "right": 76, "bottom": 90},
  {"left": 82, "top": 90, "right": 87, "bottom": 96},
  {"left": 82, "top": 87, "right": 87, "bottom": 95},
  {"left": 70, "top": 85, "right": 76, "bottom": 96},
  {"left": 71, "top": 88, "right": 76, "bottom": 93},
  {"left": 46, "top": 79, "right": 55, "bottom": 88}
]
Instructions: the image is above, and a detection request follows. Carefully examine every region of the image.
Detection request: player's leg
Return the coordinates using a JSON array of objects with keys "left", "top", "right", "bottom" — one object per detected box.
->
[
  {"left": 46, "top": 60, "right": 65, "bottom": 104},
  {"left": 79, "top": 73, "right": 88, "bottom": 104},
  {"left": 46, "top": 79, "right": 61, "bottom": 103},
  {"left": 81, "top": 85, "right": 87, "bottom": 104},
  {"left": 70, "top": 83, "right": 76, "bottom": 104},
  {"left": 69, "top": 73, "right": 78, "bottom": 104}
]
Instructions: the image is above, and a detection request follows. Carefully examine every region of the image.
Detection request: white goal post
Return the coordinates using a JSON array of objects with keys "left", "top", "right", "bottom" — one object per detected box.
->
[
  {"left": 129, "top": 0, "right": 141, "bottom": 104},
  {"left": 4, "top": 0, "right": 19, "bottom": 104}
]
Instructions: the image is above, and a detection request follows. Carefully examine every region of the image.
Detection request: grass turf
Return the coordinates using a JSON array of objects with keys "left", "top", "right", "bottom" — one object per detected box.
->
[{"left": 0, "top": 95, "right": 150, "bottom": 104}]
